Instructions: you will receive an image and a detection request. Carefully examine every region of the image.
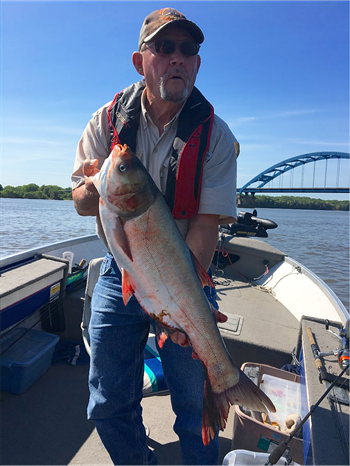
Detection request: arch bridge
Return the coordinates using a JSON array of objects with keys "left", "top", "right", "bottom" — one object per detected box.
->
[{"left": 238, "top": 152, "right": 349, "bottom": 196}]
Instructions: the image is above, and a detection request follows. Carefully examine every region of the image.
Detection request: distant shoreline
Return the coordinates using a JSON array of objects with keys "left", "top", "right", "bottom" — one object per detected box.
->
[
  {"left": 1, "top": 184, "right": 348, "bottom": 211},
  {"left": 239, "top": 194, "right": 349, "bottom": 211},
  {"left": 0, "top": 184, "right": 72, "bottom": 201}
]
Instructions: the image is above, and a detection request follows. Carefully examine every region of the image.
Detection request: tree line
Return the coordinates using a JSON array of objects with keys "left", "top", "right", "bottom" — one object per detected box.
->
[
  {"left": 0, "top": 184, "right": 348, "bottom": 210},
  {"left": 0, "top": 184, "right": 72, "bottom": 200},
  {"left": 246, "top": 194, "right": 349, "bottom": 211}
]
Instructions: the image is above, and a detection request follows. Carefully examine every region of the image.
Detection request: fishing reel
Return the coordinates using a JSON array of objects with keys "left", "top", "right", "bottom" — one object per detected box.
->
[
  {"left": 220, "top": 210, "right": 278, "bottom": 238},
  {"left": 320, "top": 320, "right": 350, "bottom": 374}
]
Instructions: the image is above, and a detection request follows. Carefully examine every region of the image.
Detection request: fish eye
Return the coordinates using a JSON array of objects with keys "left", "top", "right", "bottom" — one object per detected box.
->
[{"left": 119, "top": 164, "right": 127, "bottom": 172}]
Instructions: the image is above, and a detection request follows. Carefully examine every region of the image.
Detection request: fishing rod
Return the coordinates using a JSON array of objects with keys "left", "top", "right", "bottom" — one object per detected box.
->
[
  {"left": 265, "top": 324, "right": 349, "bottom": 465},
  {"left": 264, "top": 362, "right": 349, "bottom": 465}
]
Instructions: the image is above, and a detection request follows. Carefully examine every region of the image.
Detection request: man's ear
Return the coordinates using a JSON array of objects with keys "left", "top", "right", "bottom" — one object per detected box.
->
[
  {"left": 132, "top": 52, "right": 144, "bottom": 76},
  {"left": 196, "top": 55, "right": 201, "bottom": 74}
]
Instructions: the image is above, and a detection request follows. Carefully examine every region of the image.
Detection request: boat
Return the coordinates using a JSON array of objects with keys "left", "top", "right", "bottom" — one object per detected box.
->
[{"left": 1, "top": 210, "right": 349, "bottom": 465}]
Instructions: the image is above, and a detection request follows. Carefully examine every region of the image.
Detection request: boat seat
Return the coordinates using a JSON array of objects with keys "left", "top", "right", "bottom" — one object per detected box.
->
[{"left": 81, "top": 258, "right": 168, "bottom": 396}]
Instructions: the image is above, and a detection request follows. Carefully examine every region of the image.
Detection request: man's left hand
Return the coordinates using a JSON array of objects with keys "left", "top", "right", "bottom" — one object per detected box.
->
[{"left": 170, "top": 307, "right": 228, "bottom": 347}]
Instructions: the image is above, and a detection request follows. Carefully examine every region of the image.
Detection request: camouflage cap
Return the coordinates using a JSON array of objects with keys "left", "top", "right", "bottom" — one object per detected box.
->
[{"left": 138, "top": 8, "right": 204, "bottom": 51}]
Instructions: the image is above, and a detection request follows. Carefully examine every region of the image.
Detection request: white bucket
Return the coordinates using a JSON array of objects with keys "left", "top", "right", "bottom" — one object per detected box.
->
[
  {"left": 223, "top": 449, "right": 300, "bottom": 466},
  {"left": 62, "top": 251, "right": 74, "bottom": 274}
]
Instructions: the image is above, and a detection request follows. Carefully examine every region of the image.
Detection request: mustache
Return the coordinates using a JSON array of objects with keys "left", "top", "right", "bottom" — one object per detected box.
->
[{"left": 161, "top": 68, "right": 189, "bottom": 84}]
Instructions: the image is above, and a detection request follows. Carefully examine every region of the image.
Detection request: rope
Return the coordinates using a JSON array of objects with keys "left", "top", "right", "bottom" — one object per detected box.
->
[
  {"left": 253, "top": 265, "right": 301, "bottom": 298},
  {"left": 221, "top": 245, "right": 270, "bottom": 282},
  {"left": 213, "top": 235, "right": 269, "bottom": 283},
  {"left": 213, "top": 235, "right": 302, "bottom": 300}
]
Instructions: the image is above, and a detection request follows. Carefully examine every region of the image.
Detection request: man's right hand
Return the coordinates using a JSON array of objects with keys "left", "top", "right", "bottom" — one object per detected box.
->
[
  {"left": 72, "top": 159, "right": 100, "bottom": 216},
  {"left": 83, "top": 159, "right": 100, "bottom": 194}
]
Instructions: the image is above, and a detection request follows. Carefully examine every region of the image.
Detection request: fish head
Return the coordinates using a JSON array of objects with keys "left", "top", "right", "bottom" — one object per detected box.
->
[{"left": 94, "top": 144, "right": 158, "bottom": 218}]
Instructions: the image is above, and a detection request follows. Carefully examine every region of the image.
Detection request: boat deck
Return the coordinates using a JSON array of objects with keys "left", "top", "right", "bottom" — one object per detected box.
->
[
  {"left": 0, "top": 363, "right": 237, "bottom": 465},
  {"left": 214, "top": 265, "right": 300, "bottom": 369},
  {"left": 1, "top": 268, "right": 300, "bottom": 465}
]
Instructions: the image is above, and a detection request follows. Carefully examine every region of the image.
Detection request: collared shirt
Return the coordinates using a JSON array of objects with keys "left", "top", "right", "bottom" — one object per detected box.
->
[
  {"left": 136, "top": 90, "right": 185, "bottom": 194},
  {"left": 72, "top": 89, "right": 239, "bottom": 238}
]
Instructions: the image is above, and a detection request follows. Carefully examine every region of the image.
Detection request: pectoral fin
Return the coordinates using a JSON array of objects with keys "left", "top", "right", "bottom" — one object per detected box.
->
[
  {"left": 190, "top": 250, "right": 214, "bottom": 288},
  {"left": 111, "top": 216, "right": 133, "bottom": 262},
  {"left": 121, "top": 268, "right": 135, "bottom": 306},
  {"left": 99, "top": 201, "right": 133, "bottom": 262}
]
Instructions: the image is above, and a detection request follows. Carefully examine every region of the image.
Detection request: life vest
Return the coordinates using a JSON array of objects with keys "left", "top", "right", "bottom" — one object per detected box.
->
[{"left": 107, "top": 80, "right": 214, "bottom": 219}]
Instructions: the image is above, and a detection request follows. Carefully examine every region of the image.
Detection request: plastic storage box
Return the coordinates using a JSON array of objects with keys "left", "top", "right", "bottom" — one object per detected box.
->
[
  {"left": 231, "top": 363, "right": 304, "bottom": 465},
  {"left": 1, "top": 328, "right": 59, "bottom": 394},
  {"left": 223, "top": 449, "right": 300, "bottom": 465}
]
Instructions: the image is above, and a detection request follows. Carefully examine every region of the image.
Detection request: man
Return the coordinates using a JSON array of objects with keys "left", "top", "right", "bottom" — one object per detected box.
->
[{"left": 72, "top": 8, "right": 239, "bottom": 465}]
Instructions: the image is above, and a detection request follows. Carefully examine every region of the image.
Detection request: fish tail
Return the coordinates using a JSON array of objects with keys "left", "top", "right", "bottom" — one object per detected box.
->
[
  {"left": 201, "top": 367, "right": 276, "bottom": 446},
  {"left": 201, "top": 378, "right": 222, "bottom": 445}
]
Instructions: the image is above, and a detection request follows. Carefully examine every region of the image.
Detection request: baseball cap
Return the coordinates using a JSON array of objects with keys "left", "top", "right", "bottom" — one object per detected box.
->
[{"left": 138, "top": 8, "right": 204, "bottom": 51}]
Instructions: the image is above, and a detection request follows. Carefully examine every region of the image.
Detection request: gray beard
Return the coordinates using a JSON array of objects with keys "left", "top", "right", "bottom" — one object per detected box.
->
[{"left": 159, "top": 73, "right": 190, "bottom": 103}]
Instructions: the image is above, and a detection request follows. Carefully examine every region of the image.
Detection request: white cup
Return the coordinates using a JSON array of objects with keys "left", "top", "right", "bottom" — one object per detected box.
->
[{"left": 62, "top": 251, "right": 74, "bottom": 274}]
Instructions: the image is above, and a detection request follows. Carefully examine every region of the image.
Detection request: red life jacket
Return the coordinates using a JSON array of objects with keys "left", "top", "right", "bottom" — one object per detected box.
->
[{"left": 107, "top": 81, "right": 214, "bottom": 219}]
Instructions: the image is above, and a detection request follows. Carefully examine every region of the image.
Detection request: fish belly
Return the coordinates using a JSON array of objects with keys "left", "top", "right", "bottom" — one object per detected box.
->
[{"left": 101, "top": 192, "right": 276, "bottom": 445}]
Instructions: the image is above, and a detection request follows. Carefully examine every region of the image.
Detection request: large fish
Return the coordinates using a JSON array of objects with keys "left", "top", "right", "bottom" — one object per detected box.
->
[{"left": 93, "top": 144, "right": 275, "bottom": 445}]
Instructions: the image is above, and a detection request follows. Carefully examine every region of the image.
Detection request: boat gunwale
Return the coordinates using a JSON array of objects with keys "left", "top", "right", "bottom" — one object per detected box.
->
[
  {"left": 0, "top": 234, "right": 99, "bottom": 269},
  {"left": 1, "top": 235, "right": 348, "bottom": 325},
  {"left": 283, "top": 255, "right": 349, "bottom": 323}
]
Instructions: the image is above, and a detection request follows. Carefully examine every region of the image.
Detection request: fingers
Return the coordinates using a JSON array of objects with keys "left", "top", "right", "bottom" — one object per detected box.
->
[
  {"left": 170, "top": 331, "right": 189, "bottom": 347},
  {"left": 170, "top": 306, "right": 227, "bottom": 349},
  {"left": 84, "top": 175, "right": 99, "bottom": 194},
  {"left": 83, "top": 159, "right": 100, "bottom": 194},
  {"left": 83, "top": 159, "right": 99, "bottom": 177},
  {"left": 213, "top": 307, "right": 228, "bottom": 323}
]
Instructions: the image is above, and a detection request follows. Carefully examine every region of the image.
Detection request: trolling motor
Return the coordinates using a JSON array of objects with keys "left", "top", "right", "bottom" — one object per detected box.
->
[
  {"left": 215, "top": 210, "right": 278, "bottom": 278},
  {"left": 220, "top": 209, "right": 278, "bottom": 238}
]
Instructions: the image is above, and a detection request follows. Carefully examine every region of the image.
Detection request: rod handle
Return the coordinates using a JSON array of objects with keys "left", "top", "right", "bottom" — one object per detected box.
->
[{"left": 306, "top": 326, "right": 323, "bottom": 370}]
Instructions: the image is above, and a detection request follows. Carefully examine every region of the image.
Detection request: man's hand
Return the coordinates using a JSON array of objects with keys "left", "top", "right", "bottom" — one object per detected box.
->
[
  {"left": 72, "top": 159, "right": 100, "bottom": 216},
  {"left": 170, "top": 306, "right": 228, "bottom": 347},
  {"left": 83, "top": 159, "right": 100, "bottom": 192}
]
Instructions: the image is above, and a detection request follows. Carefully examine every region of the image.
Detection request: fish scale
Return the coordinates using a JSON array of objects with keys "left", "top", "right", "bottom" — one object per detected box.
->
[{"left": 93, "top": 144, "right": 276, "bottom": 445}]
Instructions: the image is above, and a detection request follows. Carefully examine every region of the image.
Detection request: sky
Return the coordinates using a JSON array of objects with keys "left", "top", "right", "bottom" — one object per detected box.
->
[{"left": 1, "top": 0, "right": 349, "bottom": 200}]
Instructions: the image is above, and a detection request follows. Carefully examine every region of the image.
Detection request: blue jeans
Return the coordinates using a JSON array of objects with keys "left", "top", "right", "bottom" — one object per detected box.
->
[{"left": 88, "top": 253, "right": 219, "bottom": 465}]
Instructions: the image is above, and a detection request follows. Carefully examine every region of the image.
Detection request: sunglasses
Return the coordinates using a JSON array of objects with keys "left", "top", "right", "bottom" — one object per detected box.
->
[{"left": 145, "top": 39, "right": 200, "bottom": 57}]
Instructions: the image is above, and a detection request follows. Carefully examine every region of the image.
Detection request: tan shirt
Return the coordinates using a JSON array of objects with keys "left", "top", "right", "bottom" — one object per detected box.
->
[{"left": 72, "top": 90, "right": 239, "bottom": 238}]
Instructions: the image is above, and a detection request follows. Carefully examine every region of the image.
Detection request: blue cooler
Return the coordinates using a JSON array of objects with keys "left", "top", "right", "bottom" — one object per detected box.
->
[{"left": 1, "top": 328, "right": 59, "bottom": 394}]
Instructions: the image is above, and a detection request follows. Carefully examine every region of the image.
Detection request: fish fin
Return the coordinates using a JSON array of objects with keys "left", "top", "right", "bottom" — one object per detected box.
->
[
  {"left": 156, "top": 330, "right": 169, "bottom": 349},
  {"left": 201, "top": 366, "right": 276, "bottom": 445},
  {"left": 202, "top": 374, "right": 220, "bottom": 445},
  {"left": 99, "top": 201, "right": 133, "bottom": 262},
  {"left": 190, "top": 251, "right": 214, "bottom": 288},
  {"left": 121, "top": 268, "right": 134, "bottom": 306},
  {"left": 108, "top": 216, "right": 133, "bottom": 262},
  {"left": 112, "top": 217, "right": 133, "bottom": 262}
]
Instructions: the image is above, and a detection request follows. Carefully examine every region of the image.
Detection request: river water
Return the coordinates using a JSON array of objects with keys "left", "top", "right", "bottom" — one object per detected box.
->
[{"left": 1, "top": 198, "right": 349, "bottom": 311}]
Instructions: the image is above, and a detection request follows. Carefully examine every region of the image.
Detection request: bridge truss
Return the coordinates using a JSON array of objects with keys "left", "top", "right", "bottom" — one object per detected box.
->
[{"left": 238, "top": 152, "right": 350, "bottom": 195}]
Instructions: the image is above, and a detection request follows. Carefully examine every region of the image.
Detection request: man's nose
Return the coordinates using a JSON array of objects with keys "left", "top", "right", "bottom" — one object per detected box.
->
[{"left": 169, "top": 48, "right": 185, "bottom": 66}]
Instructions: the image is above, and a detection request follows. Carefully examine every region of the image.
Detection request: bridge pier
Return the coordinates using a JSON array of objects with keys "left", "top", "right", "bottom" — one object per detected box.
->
[{"left": 238, "top": 194, "right": 256, "bottom": 208}]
